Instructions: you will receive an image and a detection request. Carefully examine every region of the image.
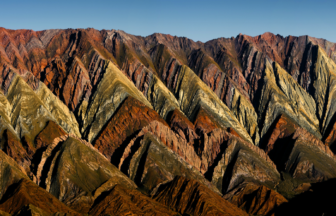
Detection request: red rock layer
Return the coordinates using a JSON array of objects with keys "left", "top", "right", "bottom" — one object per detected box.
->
[
  {"left": 324, "top": 121, "right": 336, "bottom": 151},
  {"left": 152, "top": 176, "right": 249, "bottom": 216},
  {"left": 188, "top": 48, "right": 250, "bottom": 102},
  {"left": 194, "top": 107, "right": 221, "bottom": 134},
  {"left": 93, "top": 96, "right": 169, "bottom": 162},
  {"left": 265, "top": 115, "right": 298, "bottom": 154},
  {"left": 224, "top": 182, "right": 287, "bottom": 216},
  {"left": 265, "top": 115, "right": 336, "bottom": 167},
  {"left": 166, "top": 109, "right": 198, "bottom": 144},
  {"left": 0, "top": 179, "right": 80, "bottom": 215},
  {"left": 35, "top": 121, "right": 67, "bottom": 149},
  {"left": 118, "top": 121, "right": 203, "bottom": 173},
  {"left": 3, "top": 130, "right": 34, "bottom": 175},
  {"left": 89, "top": 185, "right": 176, "bottom": 216}
]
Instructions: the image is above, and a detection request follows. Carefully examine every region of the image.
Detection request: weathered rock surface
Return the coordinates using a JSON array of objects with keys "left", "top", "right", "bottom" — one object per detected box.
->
[
  {"left": 121, "top": 132, "right": 219, "bottom": 194},
  {"left": 263, "top": 115, "right": 336, "bottom": 183},
  {"left": 34, "top": 121, "right": 67, "bottom": 150},
  {"left": 119, "top": 121, "right": 203, "bottom": 173},
  {"left": 193, "top": 106, "right": 221, "bottom": 134},
  {"left": 166, "top": 109, "right": 198, "bottom": 143},
  {"left": 78, "top": 61, "right": 152, "bottom": 142},
  {"left": 187, "top": 48, "right": 260, "bottom": 144},
  {"left": 0, "top": 67, "right": 80, "bottom": 144},
  {"left": 195, "top": 128, "right": 279, "bottom": 193},
  {"left": 2, "top": 27, "right": 336, "bottom": 215},
  {"left": 0, "top": 150, "right": 28, "bottom": 200},
  {"left": 152, "top": 176, "right": 248, "bottom": 216},
  {"left": 223, "top": 182, "right": 287, "bottom": 216},
  {"left": 257, "top": 60, "right": 320, "bottom": 142},
  {"left": 93, "top": 96, "right": 168, "bottom": 162},
  {"left": 36, "top": 135, "right": 136, "bottom": 213},
  {"left": 2, "top": 129, "right": 34, "bottom": 175},
  {"left": 0, "top": 179, "right": 80, "bottom": 215},
  {"left": 285, "top": 129, "right": 336, "bottom": 182},
  {"left": 164, "top": 63, "right": 253, "bottom": 143},
  {"left": 89, "top": 184, "right": 177, "bottom": 216}
]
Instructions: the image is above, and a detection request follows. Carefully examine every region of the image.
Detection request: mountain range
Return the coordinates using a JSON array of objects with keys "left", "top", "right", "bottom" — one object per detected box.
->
[{"left": 0, "top": 27, "right": 335, "bottom": 215}]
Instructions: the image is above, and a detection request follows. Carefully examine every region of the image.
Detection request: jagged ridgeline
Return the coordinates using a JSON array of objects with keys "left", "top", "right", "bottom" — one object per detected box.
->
[{"left": 0, "top": 28, "right": 336, "bottom": 215}]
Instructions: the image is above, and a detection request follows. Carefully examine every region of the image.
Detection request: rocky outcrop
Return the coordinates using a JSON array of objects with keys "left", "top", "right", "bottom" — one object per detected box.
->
[
  {"left": 152, "top": 176, "right": 249, "bottom": 216},
  {"left": 223, "top": 182, "right": 287, "bottom": 216},
  {"left": 1, "top": 68, "right": 80, "bottom": 146},
  {"left": 193, "top": 106, "right": 221, "bottom": 134},
  {"left": 187, "top": 48, "right": 260, "bottom": 144},
  {"left": 312, "top": 47, "right": 336, "bottom": 138},
  {"left": 35, "top": 80, "right": 81, "bottom": 137},
  {"left": 89, "top": 184, "right": 177, "bottom": 216},
  {"left": 0, "top": 91, "right": 13, "bottom": 139},
  {"left": 2, "top": 130, "right": 34, "bottom": 175},
  {"left": 36, "top": 135, "right": 136, "bottom": 213},
  {"left": 0, "top": 179, "right": 80, "bottom": 215},
  {"left": 263, "top": 114, "right": 336, "bottom": 182},
  {"left": 0, "top": 149, "right": 28, "bottom": 200},
  {"left": 257, "top": 60, "right": 320, "bottom": 142},
  {"left": 119, "top": 121, "right": 202, "bottom": 173},
  {"left": 79, "top": 61, "right": 152, "bottom": 142},
  {"left": 5, "top": 73, "right": 54, "bottom": 142},
  {"left": 166, "top": 109, "right": 198, "bottom": 143},
  {"left": 285, "top": 129, "right": 336, "bottom": 182},
  {"left": 163, "top": 63, "right": 253, "bottom": 143},
  {"left": 3, "top": 27, "right": 336, "bottom": 215},
  {"left": 34, "top": 121, "right": 67, "bottom": 149},
  {"left": 93, "top": 96, "right": 168, "bottom": 162},
  {"left": 120, "top": 132, "right": 219, "bottom": 194}
]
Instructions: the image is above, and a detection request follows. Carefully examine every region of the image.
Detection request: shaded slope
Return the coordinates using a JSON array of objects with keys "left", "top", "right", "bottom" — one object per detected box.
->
[
  {"left": 89, "top": 184, "right": 177, "bottom": 216},
  {"left": 224, "top": 182, "right": 287, "bottom": 216},
  {"left": 36, "top": 135, "right": 136, "bottom": 213},
  {"left": 0, "top": 179, "right": 80, "bottom": 215},
  {"left": 93, "top": 96, "right": 168, "bottom": 162},
  {"left": 152, "top": 176, "right": 248, "bottom": 216}
]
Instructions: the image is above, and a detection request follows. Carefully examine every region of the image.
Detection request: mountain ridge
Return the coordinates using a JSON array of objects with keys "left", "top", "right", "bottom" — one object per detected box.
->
[{"left": 0, "top": 27, "right": 336, "bottom": 215}]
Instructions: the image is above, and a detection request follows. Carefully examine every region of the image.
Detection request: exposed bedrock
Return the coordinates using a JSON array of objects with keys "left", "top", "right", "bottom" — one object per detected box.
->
[{"left": 152, "top": 176, "right": 249, "bottom": 216}]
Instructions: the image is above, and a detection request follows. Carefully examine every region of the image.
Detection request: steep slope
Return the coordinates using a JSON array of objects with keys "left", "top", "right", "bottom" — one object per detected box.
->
[
  {"left": 0, "top": 179, "right": 80, "bottom": 215},
  {"left": 152, "top": 176, "right": 248, "bottom": 216},
  {"left": 187, "top": 48, "right": 259, "bottom": 144},
  {"left": 36, "top": 135, "right": 136, "bottom": 213},
  {"left": 223, "top": 182, "right": 287, "bottom": 216},
  {"left": 92, "top": 96, "right": 168, "bottom": 162},
  {"left": 2, "top": 129, "right": 34, "bottom": 175},
  {"left": 89, "top": 184, "right": 177, "bottom": 216},
  {"left": 1, "top": 67, "right": 80, "bottom": 143},
  {"left": 257, "top": 60, "right": 320, "bottom": 142},
  {"left": 2, "top": 27, "right": 336, "bottom": 215},
  {"left": 0, "top": 150, "right": 28, "bottom": 200},
  {"left": 120, "top": 131, "right": 220, "bottom": 194},
  {"left": 165, "top": 64, "right": 253, "bottom": 143},
  {"left": 78, "top": 61, "right": 152, "bottom": 142},
  {"left": 103, "top": 30, "right": 181, "bottom": 119}
]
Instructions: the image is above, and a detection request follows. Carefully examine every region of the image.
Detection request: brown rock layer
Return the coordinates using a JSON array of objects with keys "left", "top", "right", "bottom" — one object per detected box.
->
[
  {"left": 93, "top": 96, "right": 168, "bottom": 162},
  {"left": 2, "top": 130, "right": 34, "bottom": 175},
  {"left": 224, "top": 182, "right": 287, "bottom": 216},
  {"left": 152, "top": 176, "right": 248, "bottom": 216},
  {"left": 35, "top": 121, "right": 67, "bottom": 150},
  {"left": 89, "top": 184, "right": 177, "bottom": 216},
  {"left": 0, "top": 179, "right": 80, "bottom": 215},
  {"left": 166, "top": 109, "right": 198, "bottom": 144}
]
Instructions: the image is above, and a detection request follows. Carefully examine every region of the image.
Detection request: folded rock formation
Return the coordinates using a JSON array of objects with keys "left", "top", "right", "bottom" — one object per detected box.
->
[{"left": 0, "top": 27, "right": 336, "bottom": 215}]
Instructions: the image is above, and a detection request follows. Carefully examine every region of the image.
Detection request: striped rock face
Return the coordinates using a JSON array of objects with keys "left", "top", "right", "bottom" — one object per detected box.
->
[{"left": 0, "top": 28, "right": 336, "bottom": 215}]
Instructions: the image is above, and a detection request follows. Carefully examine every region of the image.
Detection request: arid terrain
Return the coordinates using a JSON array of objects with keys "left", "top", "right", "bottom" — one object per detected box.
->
[{"left": 0, "top": 27, "right": 335, "bottom": 215}]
